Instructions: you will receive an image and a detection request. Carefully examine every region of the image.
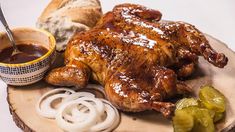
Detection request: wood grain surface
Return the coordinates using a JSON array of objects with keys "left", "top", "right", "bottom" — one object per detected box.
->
[{"left": 7, "top": 35, "right": 235, "bottom": 132}]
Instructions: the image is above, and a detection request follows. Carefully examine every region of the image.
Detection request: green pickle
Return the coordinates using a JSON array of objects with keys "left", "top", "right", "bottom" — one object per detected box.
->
[
  {"left": 199, "top": 86, "right": 226, "bottom": 112},
  {"left": 174, "top": 107, "right": 215, "bottom": 132},
  {"left": 176, "top": 98, "right": 199, "bottom": 110},
  {"left": 173, "top": 109, "right": 194, "bottom": 132},
  {"left": 173, "top": 85, "right": 226, "bottom": 132},
  {"left": 186, "top": 107, "right": 215, "bottom": 132}
]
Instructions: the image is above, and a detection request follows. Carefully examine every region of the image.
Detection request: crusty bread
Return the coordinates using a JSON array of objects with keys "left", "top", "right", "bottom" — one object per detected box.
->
[{"left": 36, "top": 0, "right": 102, "bottom": 51}]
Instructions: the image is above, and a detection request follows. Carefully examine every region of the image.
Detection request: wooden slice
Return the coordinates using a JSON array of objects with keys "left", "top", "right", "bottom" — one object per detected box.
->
[{"left": 7, "top": 35, "right": 235, "bottom": 132}]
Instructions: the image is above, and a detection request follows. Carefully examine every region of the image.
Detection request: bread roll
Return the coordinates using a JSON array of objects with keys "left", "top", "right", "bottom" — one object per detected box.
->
[{"left": 36, "top": 0, "right": 102, "bottom": 51}]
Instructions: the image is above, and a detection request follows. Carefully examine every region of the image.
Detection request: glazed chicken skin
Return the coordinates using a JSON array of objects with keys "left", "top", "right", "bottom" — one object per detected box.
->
[{"left": 46, "top": 4, "right": 228, "bottom": 117}]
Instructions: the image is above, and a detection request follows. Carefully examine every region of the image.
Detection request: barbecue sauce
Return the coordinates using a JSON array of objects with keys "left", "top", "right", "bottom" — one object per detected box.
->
[{"left": 0, "top": 44, "right": 48, "bottom": 64}]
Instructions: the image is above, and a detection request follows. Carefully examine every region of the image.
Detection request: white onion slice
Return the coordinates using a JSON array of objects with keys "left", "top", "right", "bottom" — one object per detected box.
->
[
  {"left": 63, "top": 97, "right": 105, "bottom": 123},
  {"left": 36, "top": 87, "right": 120, "bottom": 132},
  {"left": 76, "top": 97, "right": 105, "bottom": 115},
  {"left": 62, "top": 92, "right": 95, "bottom": 104},
  {"left": 104, "top": 106, "right": 120, "bottom": 132},
  {"left": 89, "top": 103, "right": 116, "bottom": 132},
  {"left": 56, "top": 100, "right": 98, "bottom": 131},
  {"left": 39, "top": 88, "right": 75, "bottom": 99},
  {"left": 63, "top": 105, "right": 89, "bottom": 122},
  {"left": 100, "top": 99, "right": 120, "bottom": 132},
  {"left": 39, "top": 94, "right": 68, "bottom": 118},
  {"left": 36, "top": 88, "right": 75, "bottom": 118},
  {"left": 61, "top": 92, "right": 96, "bottom": 121}
]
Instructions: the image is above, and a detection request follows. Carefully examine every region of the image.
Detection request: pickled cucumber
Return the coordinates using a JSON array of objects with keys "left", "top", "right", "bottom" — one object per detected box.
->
[
  {"left": 176, "top": 98, "right": 199, "bottom": 110},
  {"left": 183, "top": 107, "right": 215, "bottom": 132},
  {"left": 190, "top": 108, "right": 214, "bottom": 132},
  {"left": 173, "top": 109, "right": 194, "bottom": 132},
  {"left": 199, "top": 86, "right": 226, "bottom": 112},
  {"left": 173, "top": 85, "right": 226, "bottom": 132}
]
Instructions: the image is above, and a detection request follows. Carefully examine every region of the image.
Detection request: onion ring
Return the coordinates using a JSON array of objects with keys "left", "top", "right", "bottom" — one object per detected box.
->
[
  {"left": 62, "top": 92, "right": 95, "bottom": 104},
  {"left": 77, "top": 97, "right": 105, "bottom": 115},
  {"left": 56, "top": 100, "right": 98, "bottom": 131},
  {"left": 100, "top": 99, "right": 120, "bottom": 132},
  {"left": 36, "top": 88, "right": 75, "bottom": 118},
  {"left": 39, "top": 94, "right": 68, "bottom": 118},
  {"left": 64, "top": 104, "right": 90, "bottom": 122},
  {"left": 63, "top": 97, "right": 105, "bottom": 123},
  {"left": 36, "top": 88, "right": 120, "bottom": 131},
  {"left": 89, "top": 103, "right": 116, "bottom": 132}
]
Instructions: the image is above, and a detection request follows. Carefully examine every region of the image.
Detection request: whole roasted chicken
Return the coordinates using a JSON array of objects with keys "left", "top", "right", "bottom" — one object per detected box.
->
[{"left": 46, "top": 4, "right": 228, "bottom": 117}]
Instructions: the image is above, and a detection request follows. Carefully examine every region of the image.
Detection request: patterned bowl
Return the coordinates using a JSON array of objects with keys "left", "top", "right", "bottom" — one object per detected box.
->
[{"left": 0, "top": 27, "right": 56, "bottom": 86}]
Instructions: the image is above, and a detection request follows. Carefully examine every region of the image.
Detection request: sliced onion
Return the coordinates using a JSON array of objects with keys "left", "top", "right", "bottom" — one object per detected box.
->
[
  {"left": 105, "top": 112, "right": 120, "bottom": 132},
  {"left": 100, "top": 99, "right": 120, "bottom": 132},
  {"left": 36, "top": 88, "right": 75, "bottom": 118},
  {"left": 61, "top": 92, "right": 96, "bottom": 121},
  {"left": 39, "top": 88, "right": 75, "bottom": 99},
  {"left": 36, "top": 87, "right": 120, "bottom": 131},
  {"left": 64, "top": 104, "right": 90, "bottom": 122},
  {"left": 39, "top": 94, "right": 68, "bottom": 118},
  {"left": 64, "top": 110, "right": 88, "bottom": 122},
  {"left": 56, "top": 100, "right": 98, "bottom": 131},
  {"left": 62, "top": 92, "right": 95, "bottom": 104},
  {"left": 76, "top": 97, "right": 105, "bottom": 115},
  {"left": 89, "top": 103, "right": 116, "bottom": 132},
  {"left": 63, "top": 97, "right": 105, "bottom": 123}
]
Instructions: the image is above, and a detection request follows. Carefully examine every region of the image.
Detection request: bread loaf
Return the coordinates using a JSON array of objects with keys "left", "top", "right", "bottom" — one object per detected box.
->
[{"left": 36, "top": 0, "right": 102, "bottom": 51}]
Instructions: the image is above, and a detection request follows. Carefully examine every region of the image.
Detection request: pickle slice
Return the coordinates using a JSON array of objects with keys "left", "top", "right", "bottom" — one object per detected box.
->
[
  {"left": 176, "top": 98, "right": 199, "bottom": 110},
  {"left": 173, "top": 110, "right": 194, "bottom": 132},
  {"left": 192, "top": 108, "right": 214, "bottom": 132},
  {"left": 199, "top": 86, "right": 226, "bottom": 112},
  {"left": 208, "top": 109, "right": 215, "bottom": 119},
  {"left": 184, "top": 107, "right": 215, "bottom": 132},
  {"left": 173, "top": 85, "right": 225, "bottom": 132}
]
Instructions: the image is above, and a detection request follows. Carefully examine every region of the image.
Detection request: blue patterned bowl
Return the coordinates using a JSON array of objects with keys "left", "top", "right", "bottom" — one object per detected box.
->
[{"left": 0, "top": 27, "right": 56, "bottom": 86}]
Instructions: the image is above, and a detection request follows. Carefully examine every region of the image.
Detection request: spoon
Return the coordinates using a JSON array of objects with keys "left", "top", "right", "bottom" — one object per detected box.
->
[{"left": 0, "top": 5, "right": 23, "bottom": 57}]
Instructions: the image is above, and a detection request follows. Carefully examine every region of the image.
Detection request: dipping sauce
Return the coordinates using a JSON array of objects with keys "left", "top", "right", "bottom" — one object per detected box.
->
[{"left": 0, "top": 43, "right": 48, "bottom": 64}]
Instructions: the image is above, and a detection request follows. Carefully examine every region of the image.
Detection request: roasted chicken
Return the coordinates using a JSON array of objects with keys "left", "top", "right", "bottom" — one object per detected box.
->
[{"left": 46, "top": 3, "right": 228, "bottom": 117}]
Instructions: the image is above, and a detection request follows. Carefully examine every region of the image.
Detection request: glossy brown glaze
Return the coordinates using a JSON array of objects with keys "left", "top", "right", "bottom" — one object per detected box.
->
[
  {"left": 0, "top": 44, "right": 48, "bottom": 64},
  {"left": 46, "top": 3, "right": 228, "bottom": 118}
]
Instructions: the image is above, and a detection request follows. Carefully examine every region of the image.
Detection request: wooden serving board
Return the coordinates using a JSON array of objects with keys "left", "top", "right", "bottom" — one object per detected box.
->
[{"left": 7, "top": 35, "right": 235, "bottom": 132}]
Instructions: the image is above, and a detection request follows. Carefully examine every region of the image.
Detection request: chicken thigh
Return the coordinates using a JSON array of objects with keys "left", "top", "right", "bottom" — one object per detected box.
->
[{"left": 46, "top": 3, "right": 227, "bottom": 117}]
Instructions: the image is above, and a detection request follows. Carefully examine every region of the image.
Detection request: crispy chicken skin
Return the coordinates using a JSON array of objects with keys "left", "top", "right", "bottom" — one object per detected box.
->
[{"left": 46, "top": 3, "right": 228, "bottom": 117}]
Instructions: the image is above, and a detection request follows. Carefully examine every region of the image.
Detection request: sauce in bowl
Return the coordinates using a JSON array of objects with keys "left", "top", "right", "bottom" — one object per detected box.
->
[{"left": 0, "top": 43, "right": 48, "bottom": 64}]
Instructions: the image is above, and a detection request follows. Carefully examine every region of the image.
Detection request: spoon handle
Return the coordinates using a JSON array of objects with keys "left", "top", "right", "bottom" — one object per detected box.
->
[{"left": 0, "top": 5, "right": 18, "bottom": 50}]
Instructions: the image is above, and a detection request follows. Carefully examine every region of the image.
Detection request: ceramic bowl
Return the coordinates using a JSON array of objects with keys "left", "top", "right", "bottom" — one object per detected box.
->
[{"left": 0, "top": 27, "right": 56, "bottom": 86}]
